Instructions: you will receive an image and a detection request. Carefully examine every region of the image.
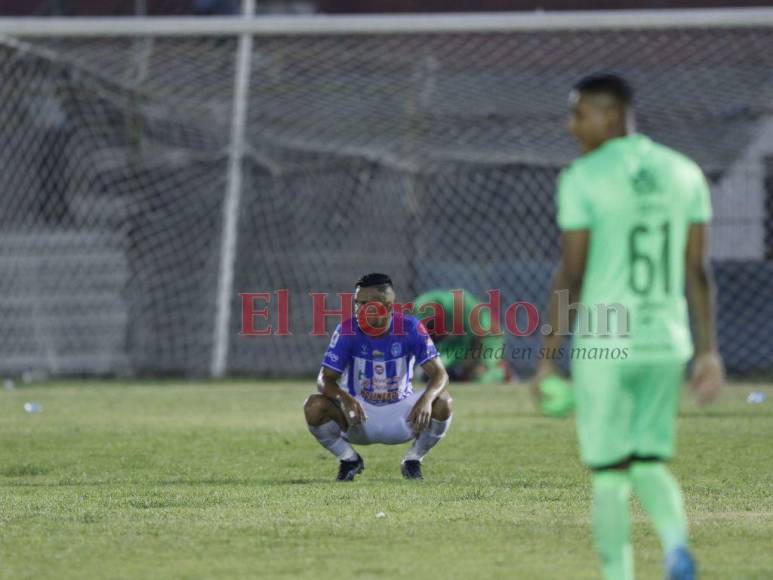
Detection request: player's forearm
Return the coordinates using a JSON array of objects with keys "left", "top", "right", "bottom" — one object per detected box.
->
[
  {"left": 318, "top": 375, "right": 348, "bottom": 402},
  {"left": 541, "top": 265, "right": 582, "bottom": 360},
  {"left": 687, "top": 264, "right": 718, "bottom": 355},
  {"left": 423, "top": 367, "right": 449, "bottom": 402}
]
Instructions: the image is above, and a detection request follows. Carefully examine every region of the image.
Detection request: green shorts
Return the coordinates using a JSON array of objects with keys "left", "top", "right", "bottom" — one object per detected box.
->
[{"left": 572, "top": 360, "right": 686, "bottom": 469}]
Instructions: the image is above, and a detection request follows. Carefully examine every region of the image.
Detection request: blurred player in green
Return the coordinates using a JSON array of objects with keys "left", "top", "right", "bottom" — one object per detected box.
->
[
  {"left": 532, "top": 74, "right": 724, "bottom": 580},
  {"left": 413, "top": 290, "right": 511, "bottom": 384}
]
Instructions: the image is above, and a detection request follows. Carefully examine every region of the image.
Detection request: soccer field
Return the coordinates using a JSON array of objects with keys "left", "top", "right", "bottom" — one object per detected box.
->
[{"left": 1, "top": 380, "right": 771, "bottom": 580}]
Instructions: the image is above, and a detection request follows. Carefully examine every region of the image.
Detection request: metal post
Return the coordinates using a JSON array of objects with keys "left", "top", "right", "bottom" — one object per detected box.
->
[{"left": 211, "top": 0, "right": 255, "bottom": 377}]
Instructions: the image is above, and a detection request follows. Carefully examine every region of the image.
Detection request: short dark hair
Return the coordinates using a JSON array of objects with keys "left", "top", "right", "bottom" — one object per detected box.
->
[
  {"left": 356, "top": 273, "right": 393, "bottom": 290},
  {"left": 574, "top": 73, "right": 633, "bottom": 105}
]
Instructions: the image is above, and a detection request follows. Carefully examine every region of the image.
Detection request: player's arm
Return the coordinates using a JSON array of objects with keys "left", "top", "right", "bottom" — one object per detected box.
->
[
  {"left": 317, "top": 366, "right": 366, "bottom": 425},
  {"left": 408, "top": 357, "right": 449, "bottom": 433},
  {"left": 422, "top": 356, "right": 449, "bottom": 401},
  {"left": 534, "top": 229, "right": 590, "bottom": 385},
  {"left": 685, "top": 222, "right": 724, "bottom": 405}
]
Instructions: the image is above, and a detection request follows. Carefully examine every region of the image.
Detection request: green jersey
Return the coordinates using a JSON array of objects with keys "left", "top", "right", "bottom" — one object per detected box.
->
[
  {"left": 412, "top": 290, "right": 503, "bottom": 372},
  {"left": 557, "top": 134, "right": 712, "bottom": 362}
]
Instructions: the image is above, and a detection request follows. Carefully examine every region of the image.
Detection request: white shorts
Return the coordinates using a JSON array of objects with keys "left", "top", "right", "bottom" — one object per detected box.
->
[{"left": 343, "top": 390, "right": 423, "bottom": 445}]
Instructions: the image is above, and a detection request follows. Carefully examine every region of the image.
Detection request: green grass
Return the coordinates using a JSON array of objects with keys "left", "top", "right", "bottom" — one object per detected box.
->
[{"left": 1, "top": 380, "right": 772, "bottom": 579}]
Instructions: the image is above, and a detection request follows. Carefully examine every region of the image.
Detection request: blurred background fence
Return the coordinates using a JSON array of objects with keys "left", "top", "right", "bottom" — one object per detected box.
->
[{"left": 1, "top": 8, "right": 772, "bottom": 378}]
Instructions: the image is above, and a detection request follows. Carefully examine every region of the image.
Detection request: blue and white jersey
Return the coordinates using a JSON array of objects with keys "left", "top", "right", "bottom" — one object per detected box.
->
[{"left": 321, "top": 314, "right": 439, "bottom": 405}]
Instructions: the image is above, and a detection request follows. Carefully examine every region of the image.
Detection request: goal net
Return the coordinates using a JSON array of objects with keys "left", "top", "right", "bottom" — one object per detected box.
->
[{"left": 1, "top": 10, "right": 772, "bottom": 378}]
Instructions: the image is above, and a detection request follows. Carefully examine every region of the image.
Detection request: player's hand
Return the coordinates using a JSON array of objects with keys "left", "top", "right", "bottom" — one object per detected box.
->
[
  {"left": 690, "top": 351, "right": 725, "bottom": 407},
  {"left": 339, "top": 393, "right": 367, "bottom": 426},
  {"left": 408, "top": 393, "right": 433, "bottom": 433},
  {"left": 529, "top": 360, "right": 559, "bottom": 405}
]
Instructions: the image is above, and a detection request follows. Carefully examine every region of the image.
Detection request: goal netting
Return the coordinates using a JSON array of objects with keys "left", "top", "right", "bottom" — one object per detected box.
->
[{"left": 1, "top": 11, "right": 772, "bottom": 378}]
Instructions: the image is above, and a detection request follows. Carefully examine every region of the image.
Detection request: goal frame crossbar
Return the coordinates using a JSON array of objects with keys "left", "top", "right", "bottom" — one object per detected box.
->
[{"left": 0, "top": 8, "right": 773, "bottom": 38}]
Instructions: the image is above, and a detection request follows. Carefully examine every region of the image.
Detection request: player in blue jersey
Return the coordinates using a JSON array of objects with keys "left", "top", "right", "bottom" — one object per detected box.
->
[{"left": 304, "top": 273, "right": 453, "bottom": 481}]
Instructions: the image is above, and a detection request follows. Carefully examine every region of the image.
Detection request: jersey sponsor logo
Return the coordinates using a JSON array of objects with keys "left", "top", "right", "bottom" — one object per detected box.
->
[
  {"left": 373, "top": 350, "right": 385, "bottom": 358},
  {"left": 360, "top": 345, "right": 369, "bottom": 355},
  {"left": 390, "top": 343, "right": 401, "bottom": 357},
  {"left": 361, "top": 390, "right": 400, "bottom": 403},
  {"left": 326, "top": 352, "right": 339, "bottom": 362},
  {"left": 372, "top": 362, "right": 387, "bottom": 388}
]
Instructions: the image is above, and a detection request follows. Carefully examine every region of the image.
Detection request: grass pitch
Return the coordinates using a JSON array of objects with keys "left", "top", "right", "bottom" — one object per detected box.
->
[{"left": 1, "top": 379, "right": 772, "bottom": 579}]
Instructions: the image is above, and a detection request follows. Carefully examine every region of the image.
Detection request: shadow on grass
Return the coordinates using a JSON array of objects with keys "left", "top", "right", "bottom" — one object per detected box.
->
[
  {"left": 0, "top": 464, "right": 52, "bottom": 477},
  {"left": 680, "top": 411, "right": 771, "bottom": 419},
  {"left": 0, "top": 477, "right": 331, "bottom": 487}
]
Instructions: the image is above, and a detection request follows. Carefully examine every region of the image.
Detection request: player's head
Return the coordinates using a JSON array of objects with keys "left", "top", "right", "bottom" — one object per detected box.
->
[
  {"left": 354, "top": 273, "right": 395, "bottom": 332},
  {"left": 568, "top": 73, "right": 634, "bottom": 153}
]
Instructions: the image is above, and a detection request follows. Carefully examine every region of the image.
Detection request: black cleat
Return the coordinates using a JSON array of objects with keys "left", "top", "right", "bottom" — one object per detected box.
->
[
  {"left": 401, "top": 459, "right": 423, "bottom": 480},
  {"left": 336, "top": 454, "right": 364, "bottom": 481}
]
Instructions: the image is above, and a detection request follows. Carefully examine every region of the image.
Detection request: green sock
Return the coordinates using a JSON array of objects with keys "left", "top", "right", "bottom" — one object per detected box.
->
[
  {"left": 592, "top": 471, "right": 634, "bottom": 580},
  {"left": 631, "top": 461, "right": 688, "bottom": 553}
]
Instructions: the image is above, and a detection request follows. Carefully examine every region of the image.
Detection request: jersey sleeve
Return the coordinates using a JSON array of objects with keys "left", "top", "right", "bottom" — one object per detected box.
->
[
  {"left": 410, "top": 320, "right": 439, "bottom": 367},
  {"left": 688, "top": 167, "right": 712, "bottom": 223},
  {"left": 556, "top": 166, "right": 593, "bottom": 231},
  {"left": 321, "top": 323, "right": 352, "bottom": 374}
]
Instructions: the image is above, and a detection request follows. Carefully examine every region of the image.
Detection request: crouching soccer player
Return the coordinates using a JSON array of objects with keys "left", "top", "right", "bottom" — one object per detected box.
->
[
  {"left": 304, "top": 273, "right": 452, "bottom": 481},
  {"left": 533, "top": 75, "right": 724, "bottom": 580}
]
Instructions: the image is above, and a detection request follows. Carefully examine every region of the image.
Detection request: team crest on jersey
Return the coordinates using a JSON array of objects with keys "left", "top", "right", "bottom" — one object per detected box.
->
[
  {"left": 390, "top": 343, "right": 401, "bottom": 357},
  {"left": 632, "top": 167, "right": 659, "bottom": 195}
]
